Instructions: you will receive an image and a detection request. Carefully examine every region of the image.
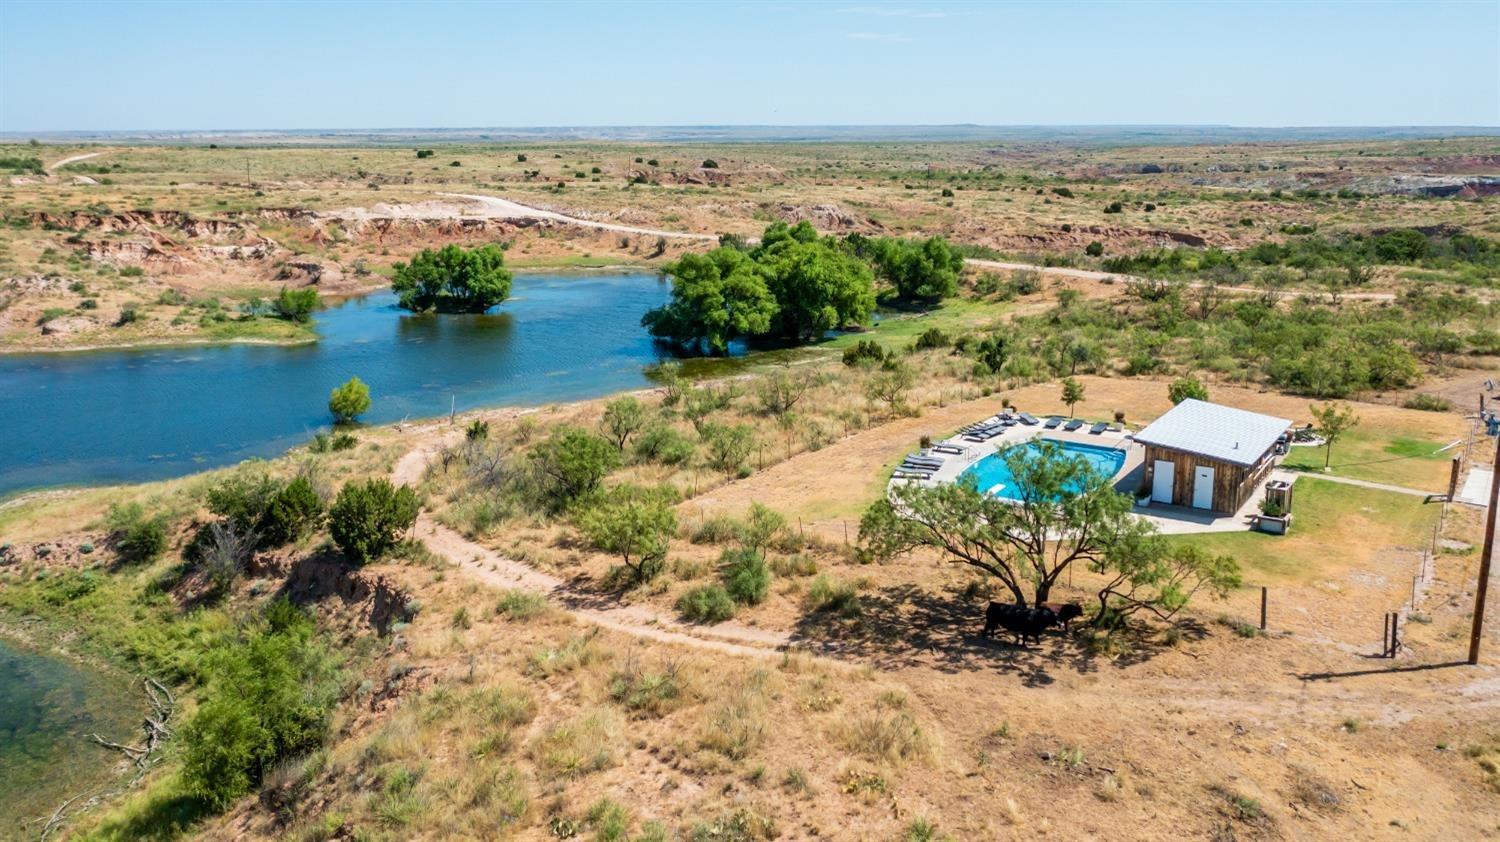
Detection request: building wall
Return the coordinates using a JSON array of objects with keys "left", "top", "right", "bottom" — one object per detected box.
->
[{"left": 1142, "top": 444, "right": 1268, "bottom": 513}]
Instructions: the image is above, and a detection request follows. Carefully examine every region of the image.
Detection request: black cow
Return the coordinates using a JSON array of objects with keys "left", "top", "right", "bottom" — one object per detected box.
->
[
  {"left": 1039, "top": 601, "right": 1084, "bottom": 631},
  {"left": 982, "top": 601, "right": 1060, "bottom": 647}
]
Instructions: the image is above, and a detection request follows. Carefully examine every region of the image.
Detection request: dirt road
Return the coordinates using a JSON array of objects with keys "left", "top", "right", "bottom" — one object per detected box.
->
[
  {"left": 438, "top": 192, "right": 719, "bottom": 241},
  {"left": 963, "top": 257, "right": 1399, "bottom": 302},
  {"left": 45, "top": 151, "right": 103, "bottom": 173}
]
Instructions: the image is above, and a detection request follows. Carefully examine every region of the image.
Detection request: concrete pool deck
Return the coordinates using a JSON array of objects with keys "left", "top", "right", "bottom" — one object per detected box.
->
[{"left": 892, "top": 414, "right": 1277, "bottom": 535}]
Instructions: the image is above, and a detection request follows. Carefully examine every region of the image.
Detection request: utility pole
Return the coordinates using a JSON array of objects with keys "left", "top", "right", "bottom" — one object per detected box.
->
[{"left": 1469, "top": 438, "right": 1500, "bottom": 664}]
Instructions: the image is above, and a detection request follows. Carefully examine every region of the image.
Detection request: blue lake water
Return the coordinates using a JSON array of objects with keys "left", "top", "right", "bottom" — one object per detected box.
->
[{"left": 0, "top": 273, "right": 674, "bottom": 497}]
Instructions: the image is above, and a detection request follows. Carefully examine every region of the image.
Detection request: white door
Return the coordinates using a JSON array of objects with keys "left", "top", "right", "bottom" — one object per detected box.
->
[
  {"left": 1192, "top": 465, "right": 1215, "bottom": 509},
  {"left": 1152, "top": 460, "right": 1175, "bottom": 503}
]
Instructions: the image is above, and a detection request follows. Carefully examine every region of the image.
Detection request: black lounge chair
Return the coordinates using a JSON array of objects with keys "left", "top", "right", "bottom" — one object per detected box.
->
[
  {"left": 1063, "top": 419, "right": 1084, "bottom": 431},
  {"left": 1044, "top": 415, "right": 1063, "bottom": 429},
  {"left": 904, "top": 454, "right": 943, "bottom": 465},
  {"left": 1088, "top": 422, "right": 1107, "bottom": 434},
  {"left": 892, "top": 470, "right": 931, "bottom": 481},
  {"left": 1018, "top": 412, "right": 1039, "bottom": 425},
  {"left": 932, "top": 444, "right": 965, "bottom": 455}
]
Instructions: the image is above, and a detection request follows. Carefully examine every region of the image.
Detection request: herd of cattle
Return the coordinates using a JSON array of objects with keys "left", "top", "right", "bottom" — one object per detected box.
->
[{"left": 982, "top": 601, "right": 1084, "bottom": 646}]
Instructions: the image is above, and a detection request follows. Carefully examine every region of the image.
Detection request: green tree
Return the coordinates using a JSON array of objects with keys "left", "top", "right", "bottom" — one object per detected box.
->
[
  {"left": 391, "top": 244, "right": 513, "bottom": 313},
  {"left": 701, "top": 422, "right": 756, "bottom": 475},
  {"left": 756, "top": 226, "right": 876, "bottom": 341},
  {"left": 328, "top": 479, "right": 420, "bottom": 564},
  {"left": 328, "top": 376, "right": 371, "bottom": 424},
  {"left": 1373, "top": 229, "right": 1429, "bottom": 263},
  {"left": 1061, "top": 377, "right": 1085, "bottom": 417},
  {"left": 860, "top": 441, "right": 1239, "bottom": 615},
  {"left": 530, "top": 426, "right": 621, "bottom": 507},
  {"left": 642, "top": 248, "right": 777, "bottom": 354},
  {"left": 601, "top": 395, "right": 648, "bottom": 452},
  {"left": 272, "top": 286, "right": 319, "bottom": 323},
  {"left": 869, "top": 236, "right": 964, "bottom": 301},
  {"left": 1167, "top": 376, "right": 1209, "bottom": 405},
  {"left": 736, "top": 502, "right": 786, "bottom": 559},
  {"left": 1310, "top": 401, "right": 1360, "bottom": 470},
  {"left": 865, "top": 361, "right": 917, "bottom": 416},
  {"left": 575, "top": 485, "right": 677, "bottom": 584}
]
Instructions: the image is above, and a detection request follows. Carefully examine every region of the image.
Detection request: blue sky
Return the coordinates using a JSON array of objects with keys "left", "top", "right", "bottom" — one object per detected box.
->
[{"left": 1, "top": 0, "right": 1496, "bottom": 131}]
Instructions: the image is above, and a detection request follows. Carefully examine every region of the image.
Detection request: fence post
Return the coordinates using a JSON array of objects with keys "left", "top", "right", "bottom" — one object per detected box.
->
[
  {"left": 1383, "top": 613, "right": 1391, "bottom": 657},
  {"left": 1260, "top": 586, "right": 1268, "bottom": 631}
]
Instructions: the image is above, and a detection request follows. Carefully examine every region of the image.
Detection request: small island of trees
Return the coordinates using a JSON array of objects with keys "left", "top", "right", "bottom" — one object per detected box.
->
[{"left": 391, "top": 244, "right": 513, "bottom": 313}]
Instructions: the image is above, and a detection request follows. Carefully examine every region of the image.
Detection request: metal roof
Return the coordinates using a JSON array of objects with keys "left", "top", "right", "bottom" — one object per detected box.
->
[{"left": 1132, "top": 399, "right": 1291, "bottom": 467}]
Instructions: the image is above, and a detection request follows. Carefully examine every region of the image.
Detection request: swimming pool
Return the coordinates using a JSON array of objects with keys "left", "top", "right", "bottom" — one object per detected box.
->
[{"left": 960, "top": 438, "right": 1127, "bottom": 500}]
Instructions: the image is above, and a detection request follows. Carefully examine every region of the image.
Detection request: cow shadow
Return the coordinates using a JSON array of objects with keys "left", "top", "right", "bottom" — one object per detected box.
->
[{"left": 788, "top": 581, "right": 1194, "bottom": 685}]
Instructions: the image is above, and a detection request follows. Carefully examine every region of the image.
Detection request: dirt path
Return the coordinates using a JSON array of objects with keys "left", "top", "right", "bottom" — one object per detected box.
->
[
  {"left": 963, "top": 258, "right": 1400, "bottom": 302},
  {"left": 437, "top": 192, "right": 719, "bottom": 241},
  {"left": 45, "top": 151, "right": 103, "bottom": 173},
  {"left": 1286, "top": 471, "right": 1439, "bottom": 498},
  {"left": 392, "top": 442, "right": 792, "bottom": 659}
]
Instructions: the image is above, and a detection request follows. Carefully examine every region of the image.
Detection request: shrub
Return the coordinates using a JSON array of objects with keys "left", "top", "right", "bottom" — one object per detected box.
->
[
  {"left": 806, "top": 575, "right": 860, "bottom": 618},
  {"left": 1168, "top": 375, "right": 1209, "bottom": 405},
  {"left": 530, "top": 426, "right": 621, "bottom": 508},
  {"left": 1374, "top": 228, "right": 1430, "bottom": 263},
  {"left": 677, "top": 584, "right": 736, "bottom": 624},
  {"left": 261, "top": 476, "right": 326, "bottom": 546},
  {"left": 1085, "top": 241, "right": 1104, "bottom": 257},
  {"left": 721, "top": 547, "right": 771, "bottom": 605},
  {"left": 108, "top": 503, "right": 169, "bottom": 564},
  {"left": 701, "top": 159, "right": 719, "bottom": 169},
  {"left": 1402, "top": 393, "right": 1453, "bottom": 412},
  {"left": 633, "top": 424, "right": 695, "bottom": 465},
  {"left": 328, "top": 376, "right": 371, "bottom": 424},
  {"left": 912, "top": 327, "right": 949, "bottom": 350},
  {"left": 1104, "top": 201, "right": 1123, "bottom": 214},
  {"left": 702, "top": 422, "right": 756, "bottom": 475},
  {"left": 272, "top": 286, "right": 319, "bottom": 322},
  {"left": 115, "top": 304, "right": 142, "bottom": 325},
  {"left": 496, "top": 589, "right": 549, "bottom": 620},
  {"left": 575, "top": 485, "right": 677, "bottom": 585},
  {"left": 329, "top": 479, "right": 420, "bottom": 565},
  {"left": 179, "top": 600, "right": 339, "bottom": 809},
  {"left": 842, "top": 339, "right": 887, "bottom": 367}
]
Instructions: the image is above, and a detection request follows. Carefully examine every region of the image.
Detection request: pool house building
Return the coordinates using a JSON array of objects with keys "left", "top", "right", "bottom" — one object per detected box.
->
[{"left": 1133, "top": 399, "right": 1291, "bottom": 514}]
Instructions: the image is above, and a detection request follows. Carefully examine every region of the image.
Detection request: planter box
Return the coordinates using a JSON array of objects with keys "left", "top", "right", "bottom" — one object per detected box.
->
[{"left": 1254, "top": 513, "right": 1291, "bottom": 535}]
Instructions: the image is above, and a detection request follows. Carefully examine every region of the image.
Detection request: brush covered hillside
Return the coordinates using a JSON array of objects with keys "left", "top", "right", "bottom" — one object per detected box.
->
[{"left": 1, "top": 133, "right": 1499, "bottom": 841}]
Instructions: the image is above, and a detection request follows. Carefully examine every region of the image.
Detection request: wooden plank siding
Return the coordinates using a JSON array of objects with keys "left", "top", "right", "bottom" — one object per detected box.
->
[{"left": 1142, "top": 443, "right": 1274, "bottom": 513}]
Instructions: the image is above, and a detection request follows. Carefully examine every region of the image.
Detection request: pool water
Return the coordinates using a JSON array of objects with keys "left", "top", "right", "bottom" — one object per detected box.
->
[{"left": 960, "top": 438, "right": 1127, "bottom": 500}]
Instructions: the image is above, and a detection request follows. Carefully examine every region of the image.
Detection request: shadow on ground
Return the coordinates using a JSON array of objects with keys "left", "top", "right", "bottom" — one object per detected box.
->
[{"left": 788, "top": 581, "right": 1199, "bottom": 687}]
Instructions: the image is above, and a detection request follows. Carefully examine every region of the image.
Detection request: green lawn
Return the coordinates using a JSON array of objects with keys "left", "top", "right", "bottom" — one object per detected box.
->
[
  {"left": 1280, "top": 427, "right": 1456, "bottom": 489},
  {"left": 821, "top": 296, "right": 1013, "bottom": 352},
  {"left": 1171, "top": 477, "right": 1439, "bottom": 584}
]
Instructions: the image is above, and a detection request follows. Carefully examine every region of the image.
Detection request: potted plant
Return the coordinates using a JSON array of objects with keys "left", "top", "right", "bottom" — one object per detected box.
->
[{"left": 1256, "top": 497, "right": 1291, "bottom": 534}]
